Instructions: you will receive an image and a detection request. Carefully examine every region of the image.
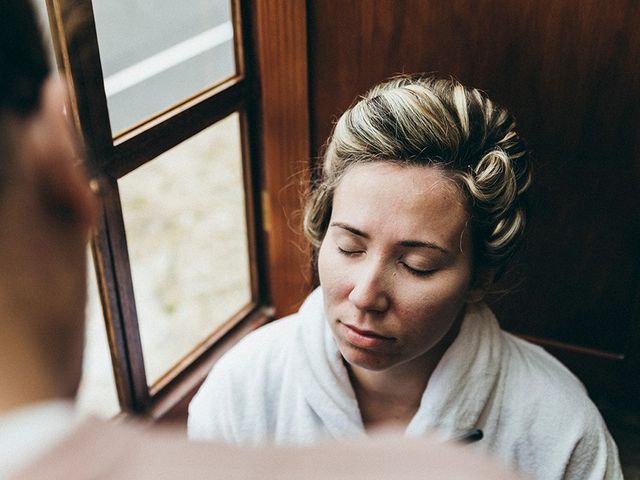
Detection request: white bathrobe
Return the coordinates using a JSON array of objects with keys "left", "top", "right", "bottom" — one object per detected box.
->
[{"left": 189, "top": 288, "right": 622, "bottom": 480}]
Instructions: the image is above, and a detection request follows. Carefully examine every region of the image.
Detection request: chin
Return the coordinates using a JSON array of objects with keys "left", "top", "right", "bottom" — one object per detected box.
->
[{"left": 340, "top": 344, "right": 397, "bottom": 372}]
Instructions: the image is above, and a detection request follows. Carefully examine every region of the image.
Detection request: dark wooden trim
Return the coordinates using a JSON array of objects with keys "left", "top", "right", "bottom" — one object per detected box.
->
[
  {"left": 89, "top": 178, "right": 149, "bottom": 413},
  {"left": 90, "top": 211, "right": 135, "bottom": 411},
  {"left": 98, "top": 178, "right": 150, "bottom": 413},
  {"left": 149, "top": 305, "right": 274, "bottom": 421},
  {"left": 231, "top": 0, "right": 246, "bottom": 79},
  {"left": 46, "top": 0, "right": 113, "bottom": 171},
  {"left": 108, "top": 80, "right": 251, "bottom": 178},
  {"left": 239, "top": 109, "right": 265, "bottom": 304},
  {"left": 253, "top": 0, "right": 313, "bottom": 317},
  {"left": 238, "top": 0, "right": 269, "bottom": 307},
  {"left": 517, "top": 334, "right": 625, "bottom": 361}
]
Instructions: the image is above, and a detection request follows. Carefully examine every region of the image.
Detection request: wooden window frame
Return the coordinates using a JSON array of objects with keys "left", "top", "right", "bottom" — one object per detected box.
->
[{"left": 46, "top": 0, "right": 312, "bottom": 419}]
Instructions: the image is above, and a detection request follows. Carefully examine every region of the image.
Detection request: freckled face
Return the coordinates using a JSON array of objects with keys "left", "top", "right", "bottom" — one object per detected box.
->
[{"left": 318, "top": 162, "right": 476, "bottom": 373}]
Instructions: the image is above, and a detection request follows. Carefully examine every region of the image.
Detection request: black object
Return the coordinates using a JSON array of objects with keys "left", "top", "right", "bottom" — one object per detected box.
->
[{"left": 455, "top": 429, "right": 484, "bottom": 444}]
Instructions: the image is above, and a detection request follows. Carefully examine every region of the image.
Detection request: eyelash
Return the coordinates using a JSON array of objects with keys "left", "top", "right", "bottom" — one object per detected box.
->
[
  {"left": 402, "top": 264, "right": 435, "bottom": 277},
  {"left": 337, "top": 246, "right": 435, "bottom": 277},
  {"left": 337, "top": 246, "right": 363, "bottom": 257}
]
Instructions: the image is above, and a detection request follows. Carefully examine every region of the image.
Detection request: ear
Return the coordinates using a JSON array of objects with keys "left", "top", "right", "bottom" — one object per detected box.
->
[
  {"left": 28, "top": 76, "right": 97, "bottom": 233},
  {"left": 466, "top": 269, "right": 495, "bottom": 304}
]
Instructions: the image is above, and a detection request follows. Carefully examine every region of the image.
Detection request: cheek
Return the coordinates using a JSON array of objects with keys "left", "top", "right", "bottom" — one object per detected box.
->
[
  {"left": 317, "top": 241, "right": 332, "bottom": 288},
  {"left": 396, "top": 272, "right": 472, "bottom": 326},
  {"left": 318, "top": 242, "right": 350, "bottom": 302}
]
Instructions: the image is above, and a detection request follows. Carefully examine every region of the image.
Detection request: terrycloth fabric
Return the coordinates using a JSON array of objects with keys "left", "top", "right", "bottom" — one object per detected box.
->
[{"left": 188, "top": 287, "right": 622, "bottom": 479}]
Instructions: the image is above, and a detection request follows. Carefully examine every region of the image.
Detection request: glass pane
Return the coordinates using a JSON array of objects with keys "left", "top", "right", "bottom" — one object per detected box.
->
[
  {"left": 92, "top": 0, "right": 237, "bottom": 134},
  {"left": 119, "top": 113, "right": 251, "bottom": 386},
  {"left": 76, "top": 251, "right": 120, "bottom": 418}
]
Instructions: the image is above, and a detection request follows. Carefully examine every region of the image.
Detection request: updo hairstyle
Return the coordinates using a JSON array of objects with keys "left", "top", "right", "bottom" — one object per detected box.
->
[{"left": 303, "top": 75, "right": 532, "bottom": 278}]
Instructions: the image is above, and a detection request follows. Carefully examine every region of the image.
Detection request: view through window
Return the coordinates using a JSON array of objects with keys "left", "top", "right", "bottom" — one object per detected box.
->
[
  {"left": 119, "top": 113, "right": 251, "bottom": 386},
  {"left": 92, "top": 0, "right": 237, "bottom": 134}
]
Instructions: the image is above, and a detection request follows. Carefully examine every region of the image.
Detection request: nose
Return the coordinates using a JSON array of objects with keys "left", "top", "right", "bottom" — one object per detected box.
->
[{"left": 348, "top": 257, "right": 390, "bottom": 313}]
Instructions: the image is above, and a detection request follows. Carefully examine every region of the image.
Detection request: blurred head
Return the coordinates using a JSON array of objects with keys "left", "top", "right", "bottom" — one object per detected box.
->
[
  {"left": 0, "top": 0, "right": 50, "bottom": 194},
  {"left": 0, "top": 0, "right": 96, "bottom": 409},
  {"left": 304, "top": 75, "right": 531, "bottom": 281},
  {"left": 0, "top": 0, "right": 50, "bottom": 113}
]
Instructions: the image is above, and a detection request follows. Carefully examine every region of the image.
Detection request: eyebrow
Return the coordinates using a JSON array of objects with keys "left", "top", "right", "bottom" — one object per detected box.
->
[{"left": 330, "top": 222, "right": 450, "bottom": 255}]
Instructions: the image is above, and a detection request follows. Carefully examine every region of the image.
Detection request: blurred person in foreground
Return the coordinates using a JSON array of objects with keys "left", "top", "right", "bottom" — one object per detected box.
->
[{"left": 0, "top": 0, "right": 522, "bottom": 479}]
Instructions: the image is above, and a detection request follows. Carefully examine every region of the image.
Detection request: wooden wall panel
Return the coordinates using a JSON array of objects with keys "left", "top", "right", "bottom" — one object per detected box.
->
[
  {"left": 307, "top": 0, "right": 640, "bottom": 405},
  {"left": 254, "top": 0, "right": 313, "bottom": 316}
]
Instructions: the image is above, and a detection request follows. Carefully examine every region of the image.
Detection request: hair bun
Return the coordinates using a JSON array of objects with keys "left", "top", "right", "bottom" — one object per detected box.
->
[{"left": 472, "top": 149, "right": 518, "bottom": 216}]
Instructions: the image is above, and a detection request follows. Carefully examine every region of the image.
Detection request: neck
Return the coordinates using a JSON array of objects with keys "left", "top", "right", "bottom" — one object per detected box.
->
[
  {"left": 0, "top": 310, "right": 78, "bottom": 415},
  {"left": 348, "top": 311, "right": 465, "bottom": 431},
  {"left": 0, "top": 323, "right": 56, "bottom": 414}
]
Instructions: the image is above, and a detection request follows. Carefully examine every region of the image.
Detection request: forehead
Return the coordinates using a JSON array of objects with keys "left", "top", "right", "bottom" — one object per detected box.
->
[{"left": 332, "top": 162, "right": 469, "bottom": 247}]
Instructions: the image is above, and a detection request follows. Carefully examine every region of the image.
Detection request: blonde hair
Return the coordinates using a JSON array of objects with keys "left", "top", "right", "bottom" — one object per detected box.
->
[{"left": 303, "top": 75, "right": 532, "bottom": 277}]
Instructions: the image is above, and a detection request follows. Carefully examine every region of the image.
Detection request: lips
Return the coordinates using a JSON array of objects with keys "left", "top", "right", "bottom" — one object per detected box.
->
[{"left": 340, "top": 322, "right": 395, "bottom": 349}]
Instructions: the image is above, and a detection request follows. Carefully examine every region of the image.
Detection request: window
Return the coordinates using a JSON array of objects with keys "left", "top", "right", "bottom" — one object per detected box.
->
[
  {"left": 120, "top": 114, "right": 251, "bottom": 386},
  {"left": 92, "top": 0, "right": 237, "bottom": 134},
  {"left": 46, "top": 0, "right": 312, "bottom": 418}
]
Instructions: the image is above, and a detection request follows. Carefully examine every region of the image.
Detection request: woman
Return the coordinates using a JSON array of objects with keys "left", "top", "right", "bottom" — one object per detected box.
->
[{"left": 189, "top": 75, "right": 621, "bottom": 479}]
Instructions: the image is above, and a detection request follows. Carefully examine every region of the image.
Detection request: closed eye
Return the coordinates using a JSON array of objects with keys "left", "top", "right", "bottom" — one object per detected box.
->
[
  {"left": 402, "top": 263, "right": 436, "bottom": 277},
  {"left": 337, "top": 245, "right": 364, "bottom": 256}
]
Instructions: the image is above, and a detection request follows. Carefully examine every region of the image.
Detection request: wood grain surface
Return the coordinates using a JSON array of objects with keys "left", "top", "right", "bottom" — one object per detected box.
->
[{"left": 307, "top": 0, "right": 640, "bottom": 404}]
